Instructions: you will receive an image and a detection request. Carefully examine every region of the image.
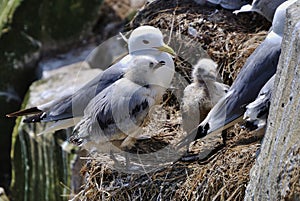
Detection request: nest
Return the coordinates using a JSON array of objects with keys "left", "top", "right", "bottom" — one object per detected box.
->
[
  {"left": 130, "top": 0, "right": 270, "bottom": 85},
  {"left": 71, "top": 124, "right": 263, "bottom": 201},
  {"left": 71, "top": 0, "right": 272, "bottom": 200}
]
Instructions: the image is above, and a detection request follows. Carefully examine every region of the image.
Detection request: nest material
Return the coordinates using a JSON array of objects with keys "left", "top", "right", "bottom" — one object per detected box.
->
[
  {"left": 131, "top": 0, "right": 270, "bottom": 85},
  {"left": 71, "top": 0, "right": 272, "bottom": 200},
  {"left": 71, "top": 125, "right": 263, "bottom": 201}
]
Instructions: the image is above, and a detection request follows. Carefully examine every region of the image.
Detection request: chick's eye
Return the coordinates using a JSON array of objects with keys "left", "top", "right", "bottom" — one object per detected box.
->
[
  {"left": 159, "top": 61, "right": 166, "bottom": 65},
  {"left": 149, "top": 62, "right": 154, "bottom": 67},
  {"left": 142, "top": 40, "right": 149, "bottom": 44}
]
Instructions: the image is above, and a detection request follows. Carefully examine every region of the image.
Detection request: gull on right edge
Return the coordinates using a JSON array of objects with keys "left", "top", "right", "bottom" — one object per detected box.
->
[
  {"left": 233, "top": 0, "right": 287, "bottom": 22},
  {"left": 244, "top": 74, "right": 275, "bottom": 131},
  {"left": 177, "top": 0, "right": 296, "bottom": 150}
]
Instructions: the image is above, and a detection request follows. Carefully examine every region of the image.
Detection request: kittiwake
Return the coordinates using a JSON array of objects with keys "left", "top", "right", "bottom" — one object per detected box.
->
[
  {"left": 181, "top": 58, "right": 229, "bottom": 134},
  {"left": 7, "top": 26, "right": 176, "bottom": 134}
]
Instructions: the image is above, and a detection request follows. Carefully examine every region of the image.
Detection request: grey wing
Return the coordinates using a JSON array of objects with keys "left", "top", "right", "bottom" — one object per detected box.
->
[
  {"left": 200, "top": 38, "right": 281, "bottom": 134},
  {"left": 219, "top": 0, "right": 249, "bottom": 10},
  {"left": 224, "top": 39, "right": 280, "bottom": 123},
  {"left": 38, "top": 61, "right": 127, "bottom": 122},
  {"left": 252, "top": 0, "right": 286, "bottom": 21},
  {"left": 244, "top": 74, "right": 275, "bottom": 128},
  {"left": 71, "top": 86, "right": 118, "bottom": 144},
  {"left": 72, "top": 81, "right": 158, "bottom": 144},
  {"left": 103, "top": 83, "right": 158, "bottom": 137}
]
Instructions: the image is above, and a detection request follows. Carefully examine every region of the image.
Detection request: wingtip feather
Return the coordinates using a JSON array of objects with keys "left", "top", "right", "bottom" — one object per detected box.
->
[{"left": 6, "top": 107, "right": 42, "bottom": 117}]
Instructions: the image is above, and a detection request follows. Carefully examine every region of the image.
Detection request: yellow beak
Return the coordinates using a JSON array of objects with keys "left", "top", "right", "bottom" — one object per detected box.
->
[{"left": 155, "top": 44, "right": 176, "bottom": 56}]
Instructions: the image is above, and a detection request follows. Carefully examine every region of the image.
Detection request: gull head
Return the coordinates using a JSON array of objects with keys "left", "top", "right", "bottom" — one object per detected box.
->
[
  {"left": 125, "top": 55, "right": 172, "bottom": 88},
  {"left": 192, "top": 58, "right": 219, "bottom": 83},
  {"left": 272, "top": 0, "right": 297, "bottom": 37},
  {"left": 128, "top": 26, "right": 176, "bottom": 56}
]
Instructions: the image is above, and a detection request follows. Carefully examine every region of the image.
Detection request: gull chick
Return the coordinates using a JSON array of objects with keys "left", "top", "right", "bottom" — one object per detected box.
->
[
  {"left": 70, "top": 55, "right": 174, "bottom": 151},
  {"left": 181, "top": 58, "right": 229, "bottom": 134}
]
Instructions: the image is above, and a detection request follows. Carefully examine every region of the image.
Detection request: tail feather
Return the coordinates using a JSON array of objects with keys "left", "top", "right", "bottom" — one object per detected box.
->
[
  {"left": 37, "top": 117, "right": 80, "bottom": 136},
  {"left": 23, "top": 112, "right": 45, "bottom": 123},
  {"left": 6, "top": 107, "right": 42, "bottom": 117}
]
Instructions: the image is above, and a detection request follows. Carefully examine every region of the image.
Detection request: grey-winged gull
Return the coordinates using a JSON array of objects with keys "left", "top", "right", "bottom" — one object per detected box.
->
[
  {"left": 7, "top": 26, "right": 176, "bottom": 134},
  {"left": 181, "top": 58, "right": 229, "bottom": 134},
  {"left": 244, "top": 74, "right": 275, "bottom": 130},
  {"left": 177, "top": 0, "right": 296, "bottom": 150},
  {"left": 233, "top": 0, "right": 287, "bottom": 22},
  {"left": 70, "top": 55, "right": 174, "bottom": 152},
  {"left": 194, "top": 0, "right": 250, "bottom": 10}
]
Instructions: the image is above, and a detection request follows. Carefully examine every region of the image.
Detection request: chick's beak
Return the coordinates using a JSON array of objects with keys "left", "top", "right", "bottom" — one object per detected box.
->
[
  {"left": 155, "top": 44, "right": 176, "bottom": 56},
  {"left": 152, "top": 61, "right": 166, "bottom": 70}
]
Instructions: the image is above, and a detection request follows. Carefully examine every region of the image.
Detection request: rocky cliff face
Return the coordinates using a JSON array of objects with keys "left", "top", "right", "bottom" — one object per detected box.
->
[
  {"left": 244, "top": 2, "right": 300, "bottom": 200},
  {"left": 8, "top": 1, "right": 300, "bottom": 200},
  {"left": 10, "top": 62, "right": 101, "bottom": 201},
  {"left": 0, "top": 0, "right": 104, "bottom": 192}
]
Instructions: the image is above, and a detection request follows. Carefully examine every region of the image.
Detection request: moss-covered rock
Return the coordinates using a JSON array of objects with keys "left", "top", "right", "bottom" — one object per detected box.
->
[
  {"left": 0, "top": 0, "right": 104, "bottom": 192},
  {"left": 10, "top": 62, "right": 101, "bottom": 201}
]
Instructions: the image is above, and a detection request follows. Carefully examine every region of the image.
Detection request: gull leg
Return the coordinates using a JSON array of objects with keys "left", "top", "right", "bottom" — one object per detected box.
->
[
  {"left": 125, "top": 152, "right": 131, "bottom": 170},
  {"left": 110, "top": 150, "right": 121, "bottom": 167},
  {"left": 221, "top": 130, "right": 227, "bottom": 145}
]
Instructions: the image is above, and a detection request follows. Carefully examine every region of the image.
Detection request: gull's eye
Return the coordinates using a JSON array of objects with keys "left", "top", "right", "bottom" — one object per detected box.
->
[
  {"left": 159, "top": 61, "right": 166, "bottom": 65},
  {"left": 149, "top": 62, "right": 154, "bottom": 67},
  {"left": 142, "top": 40, "right": 150, "bottom": 44}
]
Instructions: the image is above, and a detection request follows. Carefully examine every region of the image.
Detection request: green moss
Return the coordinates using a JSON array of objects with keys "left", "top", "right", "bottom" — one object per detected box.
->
[
  {"left": 5, "top": 0, "right": 104, "bottom": 199},
  {"left": 126, "top": 10, "right": 138, "bottom": 22},
  {"left": 0, "top": 0, "right": 22, "bottom": 36},
  {"left": 10, "top": 89, "right": 30, "bottom": 190},
  {"left": 10, "top": 85, "right": 78, "bottom": 200}
]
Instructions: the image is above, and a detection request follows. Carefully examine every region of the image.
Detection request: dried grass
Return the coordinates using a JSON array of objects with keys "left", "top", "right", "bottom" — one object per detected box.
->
[
  {"left": 71, "top": 124, "right": 263, "bottom": 201},
  {"left": 130, "top": 0, "right": 270, "bottom": 85}
]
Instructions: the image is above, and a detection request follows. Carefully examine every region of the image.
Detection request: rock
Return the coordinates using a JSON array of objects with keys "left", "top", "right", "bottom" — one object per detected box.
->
[
  {"left": 10, "top": 62, "right": 101, "bottom": 201},
  {"left": 0, "top": 0, "right": 104, "bottom": 191},
  {"left": 130, "top": 0, "right": 147, "bottom": 8},
  {"left": 244, "top": 1, "right": 300, "bottom": 200},
  {"left": 28, "top": 62, "right": 101, "bottom": 106},
  {"left": 86, "top": 34, "right": 127, "bottom": 69},
  {"left": 0, "top": 0, "right": 21, "bottom": 36}
]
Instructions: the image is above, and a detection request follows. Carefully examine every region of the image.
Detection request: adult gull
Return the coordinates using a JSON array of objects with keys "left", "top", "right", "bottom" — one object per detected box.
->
[
  {"left": 244, "top": 74, "right": 275, "bottom": 130},
  {"left": 7, "top": 26, "right": 176, "bottom": 134},
  {"left": 233, "top": 0, "right": 287, "bottom": 22},
  {"left": 178, "top": 0, "right": 296, "bottom": 149}
]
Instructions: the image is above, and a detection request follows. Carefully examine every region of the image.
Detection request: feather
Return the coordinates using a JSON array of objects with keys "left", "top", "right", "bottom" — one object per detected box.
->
[{"left": 6, "top": 107, "right": 42, "bottom": 117}]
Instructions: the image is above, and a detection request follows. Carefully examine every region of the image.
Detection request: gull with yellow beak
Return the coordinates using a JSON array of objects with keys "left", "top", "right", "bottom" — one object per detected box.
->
[{"left": 7, "top": 26, "right": 176, "bottom": 134}]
